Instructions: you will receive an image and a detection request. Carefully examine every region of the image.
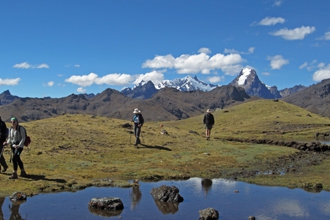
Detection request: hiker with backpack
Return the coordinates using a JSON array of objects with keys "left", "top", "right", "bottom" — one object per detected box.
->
[
  {"left": 0, "top": 116, "right": 9, "bottom": 173},
  {"left": 132, "top": 108, "right": 144, "bottom": 147},
  {"left": 203, "top": 109, "right": 215, "bottom": 140},
  {"left": 3, "top": 117, "right": 27, "bottom": 179}
]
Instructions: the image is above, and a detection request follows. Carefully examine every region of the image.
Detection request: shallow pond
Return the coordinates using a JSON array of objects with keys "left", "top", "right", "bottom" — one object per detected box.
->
[{"left": 2, "top": 177, "right": 330, "bottom": 220}]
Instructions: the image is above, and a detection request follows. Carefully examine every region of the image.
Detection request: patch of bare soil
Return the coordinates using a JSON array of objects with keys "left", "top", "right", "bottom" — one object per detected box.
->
[{"left": 226, "top": 151, "right": 330, "bottom": 179}]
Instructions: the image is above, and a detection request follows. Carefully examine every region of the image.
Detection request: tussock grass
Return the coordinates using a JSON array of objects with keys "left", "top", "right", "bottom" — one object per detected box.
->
[{"left": 1, "top": 99, "right": 330, "bottom": 196}]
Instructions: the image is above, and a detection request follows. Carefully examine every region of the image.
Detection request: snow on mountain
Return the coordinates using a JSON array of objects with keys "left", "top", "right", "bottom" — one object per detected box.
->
[
  {"left": 237, "top": 68, "right": 252, "bottom": 86},
  {"left": 230, "top": 68, "right": 281, "bottom": 99},
  {"left": 155, "top": 75, "right": 218, "bottom": 92}
]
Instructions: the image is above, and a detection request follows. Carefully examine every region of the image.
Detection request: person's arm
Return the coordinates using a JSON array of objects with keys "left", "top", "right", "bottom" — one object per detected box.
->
[
  {"left": 3, "top": 128, "right": 11, "bottom": 146},
  {"left": 139, "top": 115, "right": 144, "bottom": 126}
]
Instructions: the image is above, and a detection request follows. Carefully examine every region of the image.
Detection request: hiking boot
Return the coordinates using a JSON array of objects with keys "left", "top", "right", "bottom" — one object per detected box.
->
[
  {"left": 2, "top": 166, "right": 8, "bottom": 173},
  {"left": 20, "top": 171, "right": 28, "bottom": 177},
  {"left": 9, "top": 173, "right": 18, "bottom": 179}
]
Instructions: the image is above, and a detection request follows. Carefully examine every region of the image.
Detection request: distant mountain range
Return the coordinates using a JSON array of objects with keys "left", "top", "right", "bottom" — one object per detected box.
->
[
  {"left": 121, "top": 68, "right": 306, "bottom": 100},
  {"left": 0, "top": 85, "right": 249, "bottom": 122},
  {"left": 1, "top": 68, "right": 330, "bottom": 122}
]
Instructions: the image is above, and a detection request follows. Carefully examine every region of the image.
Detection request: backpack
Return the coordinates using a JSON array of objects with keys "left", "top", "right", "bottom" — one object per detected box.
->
[{"left": 18, "top": 126, "right": 31, "bottom": 147}]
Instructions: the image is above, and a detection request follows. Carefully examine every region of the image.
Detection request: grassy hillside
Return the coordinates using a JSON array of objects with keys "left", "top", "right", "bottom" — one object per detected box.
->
[{"left": 1, "top": 99, "right": 330, "bottom": 197}]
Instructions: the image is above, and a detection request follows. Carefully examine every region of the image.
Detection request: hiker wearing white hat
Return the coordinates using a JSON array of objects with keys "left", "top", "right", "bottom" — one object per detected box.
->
[
  {"left": 132, "top": 108, "right": 144, "bottom": 147},
  {"left": 203, "top": 109, "right": 215, "bottom": 140}
]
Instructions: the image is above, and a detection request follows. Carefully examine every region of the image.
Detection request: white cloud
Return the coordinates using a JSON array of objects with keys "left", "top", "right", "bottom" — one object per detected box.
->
[
  {"left": 77, "top": 87, "right": 86, "bottom": 93},
  {"left": 13, "top": 62, "right": 49, "bottom": 69},
  {"left": 95, "top": 73, "right": 133, "bottom": 85},
  {"left": 224, "top": 48, "right": 239, "bottom": 54},
  {"left": 270, "top": 26, "right": 316, "bottom": 40},
  {"left": 300, "top": 60, "right": 319, "bottom": 71},
  {"left": 74, "top": 64, "right": 80, "bottom": 68},
  {"left": 313, "top": 63, "right": 330, "bottom": 81},
  {"left": 142, "top": 54, "right": 175, "bottom": 69},
  {"left": 248, "top": 47, "right": 255, "bottom": 54},
  {"left": 208, "top": 76, "right": 224, "bottom": 84},
  {"left": 262, "top": 72, "right": 270, "bottom": 76},
  {"left": 258, "top": 17, "right": 285, "bottom": 26},
  {"left": 133, "top": 70, "right": 165, "bottom": 85},
  {"left": 142, "top": 48, "right": 245, "bottom": 76},
  {"left": 0, "top": 78, "right": 20, "bottom": 86},
  {"left": 47, "top": 81, "right": 54, "bottom": 86},
  {"left": 273, "top": 0, "right": 283, "bottom": 6},
  {"left": 225, "top": 47, "right": 255, "bottom": 55},
  {"left": 318, "top": 62, "right": 325, "bottom": 68},
  {"left": 65, "top": 73, "right": 98, "bottom": 87},
  {"left": 299, "top": 62, "right": 308, "bottom": 69},
  {"left": 198, "top": 48, "right": 211, "bottom": 54},
  {"left": 317, "top": 31, "right": 330, "bottom": 40},
  {"left": 36, "top": 63, "right": 49, "bottom": 69},
  {"left": 13, "top": 62, "right": 31, "bottom": 69},
  {"left": 267, "top": 55, "right": 289, "bottom": 69}
]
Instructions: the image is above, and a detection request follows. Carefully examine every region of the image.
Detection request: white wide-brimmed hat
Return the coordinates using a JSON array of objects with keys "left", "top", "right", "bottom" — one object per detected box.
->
[
  {"left": 133, "top": 108, "right": 141, "bottom": 114},
  {"left": 206, "top": 109, "right": 211, "bottom": 113}
]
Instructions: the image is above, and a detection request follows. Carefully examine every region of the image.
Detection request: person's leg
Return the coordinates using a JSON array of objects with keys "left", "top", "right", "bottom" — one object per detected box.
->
[
  {"left": 0, "top": 156, "right": 7, "bottom": 172},
  {"left": 133, "top": 125, "right": 138, "bottom": 146},
  {"left": 135, "top": 127, "right": 141, "bottom": 145},
  {"left": 0, "top": 145, "right": 8, "bottom": 172},
  {"left": 15, "top": 148, "right": 26, "bottom": 176},
  {"left": 9, "top": 148, "right": 18, "bottom": 179}
]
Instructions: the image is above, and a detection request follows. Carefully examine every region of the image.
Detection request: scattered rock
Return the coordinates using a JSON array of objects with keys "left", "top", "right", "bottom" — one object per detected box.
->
[
  {"left": 199, "top": 208, "right": 219, "bottom": 220},
  {"left": 88, "top": 197, "right": 124, "bottom": 211},
  {"left": 150, "top": 185, "right": 184, "bottom": 203},
  {"left": 10, "top": 192, "right": 27, "bottom": 201}
]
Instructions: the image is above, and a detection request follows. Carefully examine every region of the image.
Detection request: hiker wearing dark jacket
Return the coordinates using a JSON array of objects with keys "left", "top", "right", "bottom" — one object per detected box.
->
[
  {"left": 3, "top": 117, "right": 27, "bottom": 179},
  {"left": 132, "top": 108, "right": 144, "bottom": 147},
  {"left": 203, "top": 109, "right": 215, "bottom": 140},
  {"left": 0, "top": 116, "right": 8, "bottom": 173}
]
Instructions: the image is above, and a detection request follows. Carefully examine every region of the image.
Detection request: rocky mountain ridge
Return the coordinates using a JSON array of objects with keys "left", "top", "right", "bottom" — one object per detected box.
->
[{"left": 0, "top": 85, "right": 250, "bottom": 122}]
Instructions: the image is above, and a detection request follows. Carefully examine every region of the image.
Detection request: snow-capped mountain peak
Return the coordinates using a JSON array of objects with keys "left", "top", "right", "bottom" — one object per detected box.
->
[
  {"left": 238, "top": 68, "right": 253, "bottom": 86},
  {"left": 156, "top": 75, "right": 218, "bottom": 92},
  {"left": 230, "top": 68, "right": 281, "bottom": 99}
]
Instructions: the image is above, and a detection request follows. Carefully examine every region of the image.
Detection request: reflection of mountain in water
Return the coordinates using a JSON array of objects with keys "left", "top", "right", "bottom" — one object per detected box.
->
[{"left": 130, "top": 186, "right": 142, "bottom": 210}]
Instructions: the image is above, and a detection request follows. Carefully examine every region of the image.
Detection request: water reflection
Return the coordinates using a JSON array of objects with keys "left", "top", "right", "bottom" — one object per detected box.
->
[
  {"left": 0, "top": 178, "right": 329, "bottom": 219},
  {"left": 129, "top": 185, "right": 142, "bottom": 210},
  {"left": 9, "top": 200, "right": 25, "bottom": 220},
  {"left": 201, "top": 178, "right": 212, "bottom": 195},
  {"left": 88, "top": 206, "right": 122, "bottom": 218},
  {"left": 152, "top": 199, "right": 179, "bottom": 214}
]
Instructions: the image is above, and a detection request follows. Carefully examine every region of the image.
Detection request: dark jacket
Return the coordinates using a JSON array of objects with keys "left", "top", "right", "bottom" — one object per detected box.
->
[
  {"left": 203, "top": 113, "right": 215, "bottom": 126},
  {"left": 0, "top": 119, "right": 7, "bottom": 142}
]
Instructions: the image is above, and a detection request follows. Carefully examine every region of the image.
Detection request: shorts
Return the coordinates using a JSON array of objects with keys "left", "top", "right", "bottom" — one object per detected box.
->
[{"left": 205, "top": 124, "right": 213, "bottom": 130}]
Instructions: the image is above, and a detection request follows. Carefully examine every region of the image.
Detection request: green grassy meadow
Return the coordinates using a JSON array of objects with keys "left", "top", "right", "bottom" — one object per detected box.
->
[{"left": 1, "top": 99, "right": 330, "bottom": 197}]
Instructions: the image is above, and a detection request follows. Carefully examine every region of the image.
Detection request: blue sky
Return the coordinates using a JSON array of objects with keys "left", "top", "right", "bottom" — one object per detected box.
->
[{"left": 1, "top": 0, "right": 330, "bottom": 98}]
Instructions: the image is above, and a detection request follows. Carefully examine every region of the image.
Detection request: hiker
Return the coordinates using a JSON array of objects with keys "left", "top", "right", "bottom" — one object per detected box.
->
[
  {"left": 0, "top": 116, "right": 8, "bottom": 173},
  {"left": 132, "top": 108, "right": 144, "bottom": 146},
  {"left": 203, "top": 109, "right": 215, "bottom": 140},
  {"left": 3, "top": 117, "right": 27, "bottom": 179}
]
